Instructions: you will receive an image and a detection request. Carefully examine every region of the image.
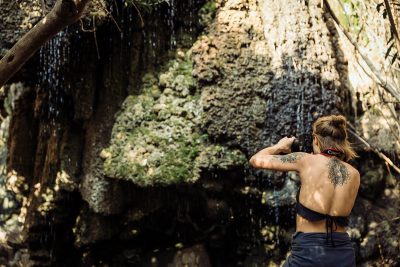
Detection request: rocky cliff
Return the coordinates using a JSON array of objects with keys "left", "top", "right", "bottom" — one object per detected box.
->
[{"left": 0, "top": 0, "right": 399, "bottom": 266}]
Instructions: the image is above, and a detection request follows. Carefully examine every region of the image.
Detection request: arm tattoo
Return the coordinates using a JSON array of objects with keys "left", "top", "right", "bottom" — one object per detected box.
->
[
  {"left": 328, "top": 158, "right": 350, "bottom": 187},
  {"left": 273, "top": 152, "right": 305, "bottom": 163}
]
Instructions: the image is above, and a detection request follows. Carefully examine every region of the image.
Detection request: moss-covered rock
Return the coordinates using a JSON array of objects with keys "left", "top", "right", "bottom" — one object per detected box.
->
[
  {"left": 195, "top": 144, "right": 247, "bottom": 170},
  {"left": 199, "top": 1, "right": 217, "bottom": 27},
  {"left": 102, "top": 51, "right": 246, "bottom": 186}
]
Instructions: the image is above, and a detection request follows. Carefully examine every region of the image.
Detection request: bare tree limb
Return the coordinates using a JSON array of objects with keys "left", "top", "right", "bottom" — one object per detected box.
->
[
  {"left": 347, "top": 123, "right": 400, "bottom": 175},
  {"left": 325, "top": 0, "right": 400, "bottom": 102},
  {"left": 0, "top": 0, "right": 91, "bottom": 87},
  {"left": 383, "top": 0, "right": 400, "bottom": 56}
]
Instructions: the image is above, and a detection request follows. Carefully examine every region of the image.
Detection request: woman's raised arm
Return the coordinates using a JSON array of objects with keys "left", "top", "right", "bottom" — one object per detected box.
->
[{"left": 249, "top": 137, "right": 307, "bottom": 172}]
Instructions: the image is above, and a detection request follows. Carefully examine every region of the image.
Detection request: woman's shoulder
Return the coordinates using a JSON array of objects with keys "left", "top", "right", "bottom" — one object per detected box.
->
[
  {"left": 344, "top": 162, "right": 361, "bottom": 183},
  {"left": 340, "top": 160, "right": 360, "bottom": 175},
  {"left": 298, "top": 152, "right": 325, "bottom": 163},
  {"left": 302, "top": 154, "right": 360, "bottom": 177}
]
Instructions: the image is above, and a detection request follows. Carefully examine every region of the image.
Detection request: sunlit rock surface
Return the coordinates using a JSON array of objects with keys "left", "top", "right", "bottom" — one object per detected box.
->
[
  {"left": 191, "top": 0, "right": 347, "bottom": 157},
  {"left": 0, "top": 83, "right": 32, "bottom": 265}
]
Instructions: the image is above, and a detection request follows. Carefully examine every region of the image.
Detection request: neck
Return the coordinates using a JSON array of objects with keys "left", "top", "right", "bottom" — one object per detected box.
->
[{"left": 320, "top": 148, "right": 342, "bottom": 157}]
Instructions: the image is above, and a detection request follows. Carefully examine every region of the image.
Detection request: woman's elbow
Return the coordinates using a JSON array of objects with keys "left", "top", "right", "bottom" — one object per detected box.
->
[
  {"left": 249, "top": 155, "right": 264, "bottom": 169},
  {"left": 249, "top": 156, "right": 256, "bottom": 167},
  {"left": 249, "top": 155, "right": 275, "bottom": 169}
]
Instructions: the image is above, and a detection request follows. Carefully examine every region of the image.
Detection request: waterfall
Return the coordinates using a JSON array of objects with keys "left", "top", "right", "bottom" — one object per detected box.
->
[{"left": 39, "top": 29, "right": 69, "bottom": 128}]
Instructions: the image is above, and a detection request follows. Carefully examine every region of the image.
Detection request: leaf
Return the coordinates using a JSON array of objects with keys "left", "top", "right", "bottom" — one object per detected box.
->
[
  {"left": 383, "top": 9, "right": 388, "bottom": 19},
  {"left": 385, "top": 42, "right": 394, "bottom": 59},
  {"left": 391, "top": 52, "right": 398, "bottom": 65}
]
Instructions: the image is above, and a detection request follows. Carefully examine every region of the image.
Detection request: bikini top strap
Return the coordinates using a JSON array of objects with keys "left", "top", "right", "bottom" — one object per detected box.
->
[{"left": 325, "top": 215, "right": 338, "bottom": 247}]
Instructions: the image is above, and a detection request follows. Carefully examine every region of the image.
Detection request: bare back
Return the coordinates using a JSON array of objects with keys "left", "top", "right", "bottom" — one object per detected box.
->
[{"left": 296, "top": 153, "right": 360, "bottom": 232}]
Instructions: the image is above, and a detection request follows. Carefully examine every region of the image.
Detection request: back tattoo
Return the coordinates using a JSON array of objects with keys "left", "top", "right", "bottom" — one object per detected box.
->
[{"left": 328, "top": 158, "right": 350, "bottom": 187}]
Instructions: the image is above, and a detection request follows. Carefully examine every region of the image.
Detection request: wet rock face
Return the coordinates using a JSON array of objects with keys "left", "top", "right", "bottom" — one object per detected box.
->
[
  {"left": 1, "top": 0, "right": 399, "bottom": 266},
  {"left": 0, "top": 83, "right": 32, "bottom": 265},
  {"left": 0, "top": 0, "right": 109, "bottom": 57},
  {"left": 192, "top": 0, "right": 271, "bottom": 153},
  {"left": 349, "top": 195, "right": 400, "bottom": 265},
  {"left": 78, "top": 0, "right": 213, "bottom": 214},
  {"left": 73, "top": 205, "right": 119, "bottom": 247},
  {"left": 100, "top": 57, "right": 205, "bottom": 186},
  {"left": 192, "top": 0, "right": 346, "bottom": 155},
  {"left": 358, "top": 158, "right": 385, "bottom": 199},
  {"left": 100, "top": 53, "right": 246, "bottom": 186},
  {"left": 0, "top": 0, "right": 42, "bottom": 56},
  {"left": 1, "top": 1, "right": 210, "bottom": 265},
  {"left": 171, "top": 244, "right": 212, "bottom": 267}
]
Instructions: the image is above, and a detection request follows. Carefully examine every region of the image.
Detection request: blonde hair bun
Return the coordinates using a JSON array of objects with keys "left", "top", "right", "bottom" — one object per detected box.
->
[
  {"left": 312, "top": 114, "right": 357, "bottom": 161},
  {"left": 330, "top": 115, "right": 346, "bottom": 128}
]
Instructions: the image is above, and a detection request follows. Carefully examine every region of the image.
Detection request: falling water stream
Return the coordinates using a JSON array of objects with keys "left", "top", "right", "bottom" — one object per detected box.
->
[
  {"left": 36, "top": 26, "right": 71, "bottom": 264},
  {"left": 28, "top": 0, "right": 316, "bottom": 265},
  {"left": 39, "top": 29, "right": 69, "bottom": 127}
]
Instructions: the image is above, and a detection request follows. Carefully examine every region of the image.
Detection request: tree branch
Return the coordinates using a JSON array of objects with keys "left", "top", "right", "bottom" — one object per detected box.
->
[
  {"left": 383, "top": 0, "right": 400, "bottom": 57},
  {"left": 325, "top": 0, "right": 400, "bottom": 102},
  {"left": 347, "top": 123, "right": 400, "bottom": 175},
  {"left": 0, "top": 0, "right": 91, "bottom": 87}
]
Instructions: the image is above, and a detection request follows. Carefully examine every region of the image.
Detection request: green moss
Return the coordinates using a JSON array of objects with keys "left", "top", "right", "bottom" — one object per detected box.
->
[
  {"left": 156, "top": 138, "right": 201, "bottom": 184},
  {"left": 101, "top": 50, "right": 245, "bottom": 187},
  {"left": 159, "top": 58, "right": 196, "bottom": 96},
  {"left": 199, "top": 1, "right": 217, "bottom": 27},
  {"left": 103, "top": 127, "right": 204, "bottom": 186},
  {"left": 195, "top": 144, "right": 247, "bottom": 170},
  {"left": 201, "top": 1, "right": 216, "bottom": 13}
]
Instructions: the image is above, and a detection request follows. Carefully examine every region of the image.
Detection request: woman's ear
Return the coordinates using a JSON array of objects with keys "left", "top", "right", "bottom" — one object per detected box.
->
[{"left": 313, "top": 135, "right": 318, "bottom": 146}]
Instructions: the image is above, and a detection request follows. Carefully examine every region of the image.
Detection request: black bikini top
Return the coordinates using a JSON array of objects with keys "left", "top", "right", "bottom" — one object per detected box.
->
[{"left": 295, "top": 148, "right": 349, "bottom": 246}]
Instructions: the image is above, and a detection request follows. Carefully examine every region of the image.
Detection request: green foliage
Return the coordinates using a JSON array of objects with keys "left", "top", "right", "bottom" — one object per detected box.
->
[
  {"left": 199, "top": 1, "right": 217, "bottom": 27},
  {"left": 339, "top": 0, "right": 361, "bottom": 32}
]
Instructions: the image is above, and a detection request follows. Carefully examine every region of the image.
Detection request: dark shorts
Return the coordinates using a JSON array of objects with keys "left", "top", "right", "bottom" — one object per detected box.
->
[{"left": 283, "top": 232, "right": 356, "bottom": 267}]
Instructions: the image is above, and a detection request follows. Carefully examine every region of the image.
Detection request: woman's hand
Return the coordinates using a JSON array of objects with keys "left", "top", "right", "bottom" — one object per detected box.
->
[{"left": 275, "top": 136, "right": 296, "bottom": 154}]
